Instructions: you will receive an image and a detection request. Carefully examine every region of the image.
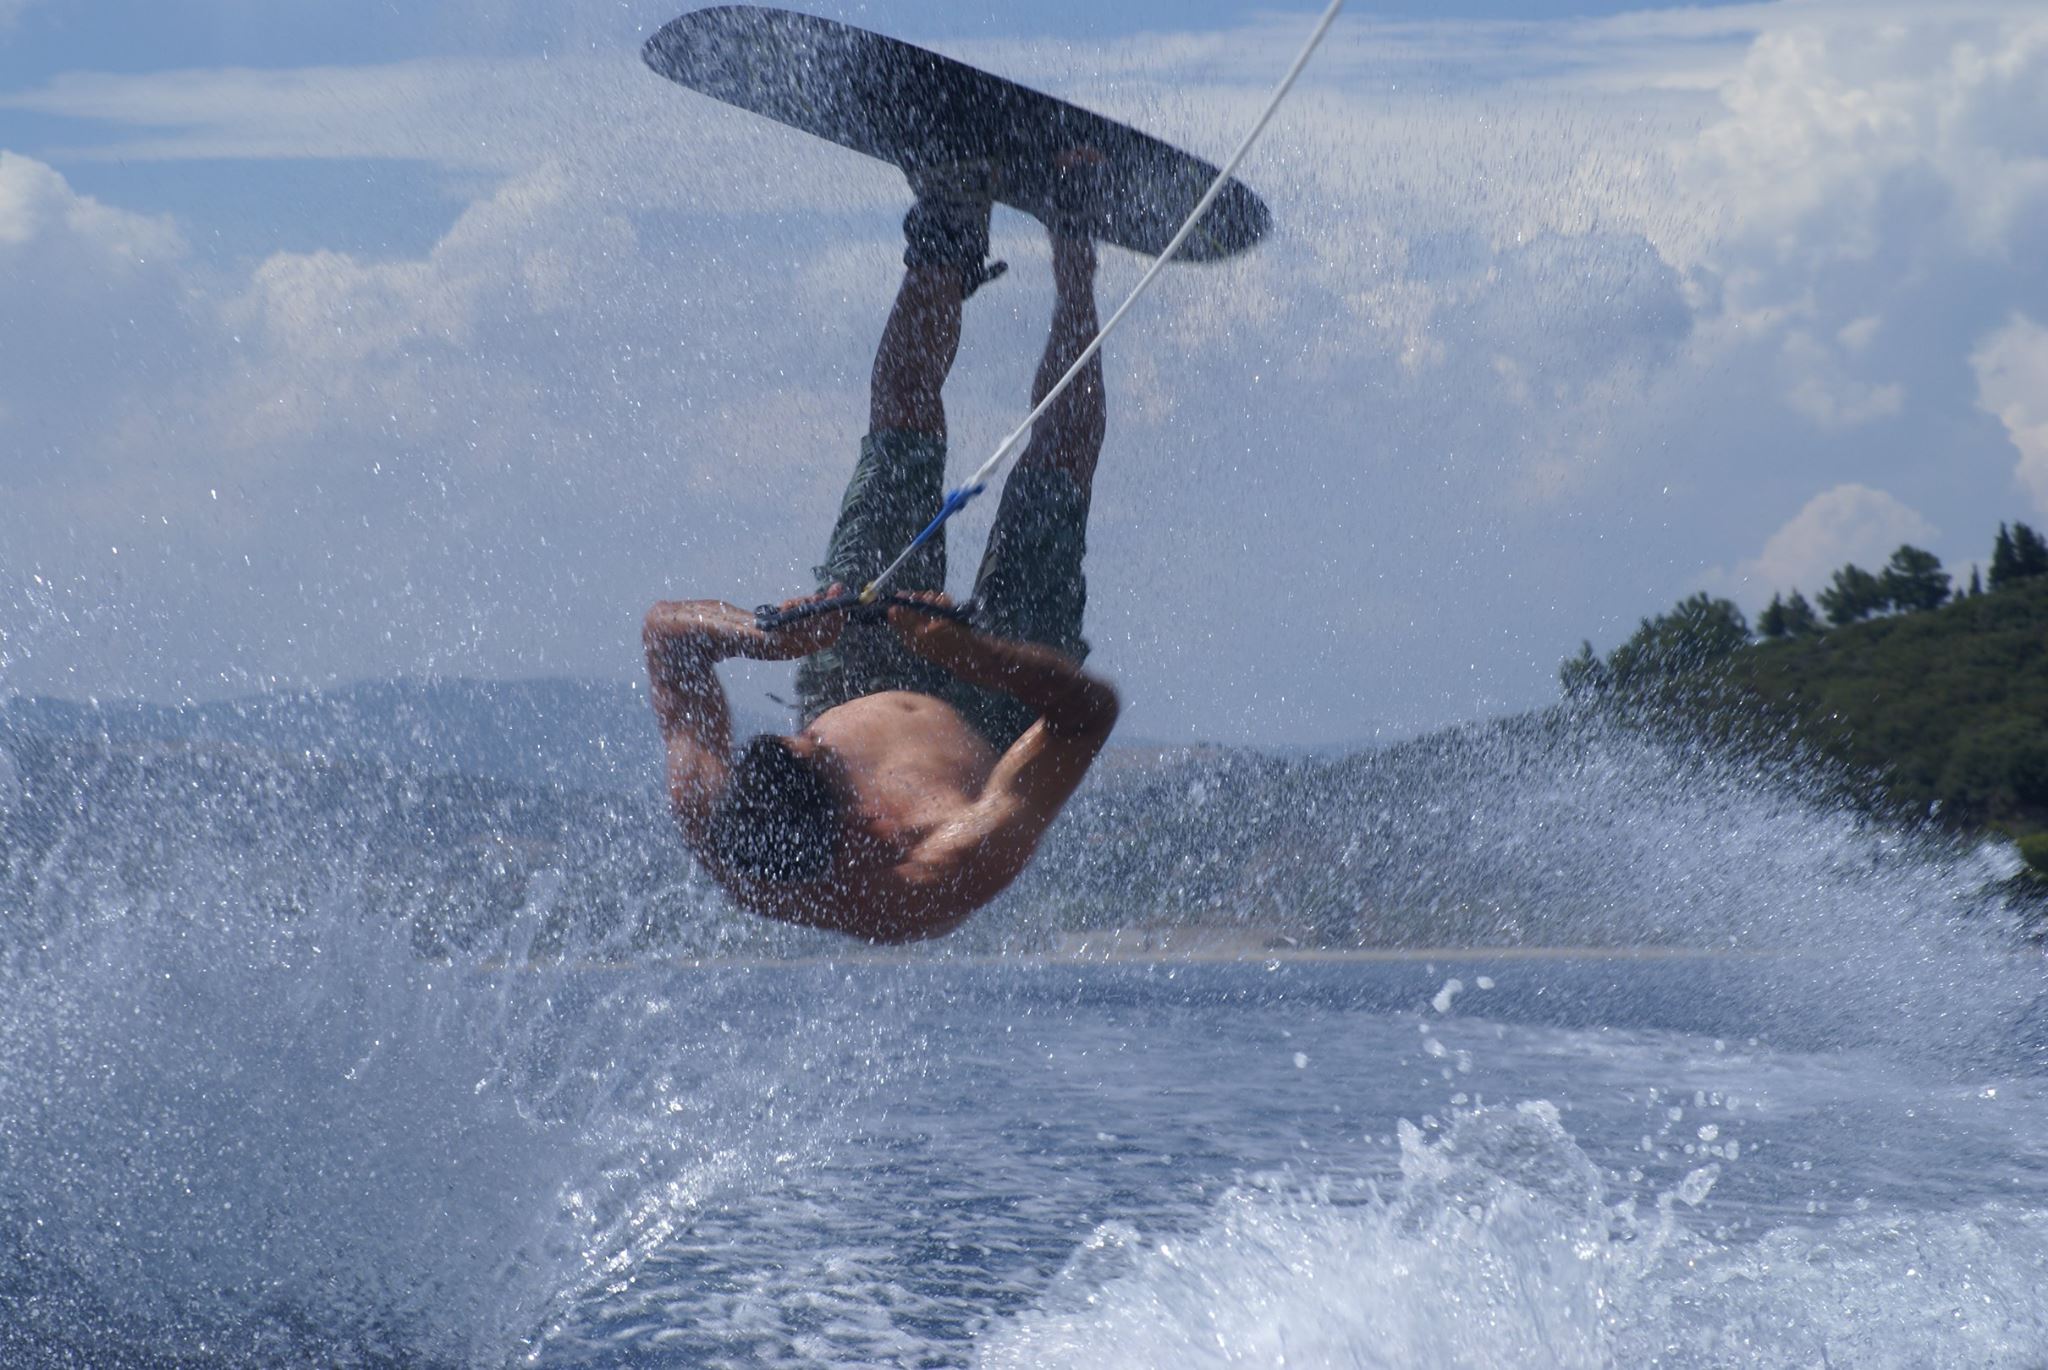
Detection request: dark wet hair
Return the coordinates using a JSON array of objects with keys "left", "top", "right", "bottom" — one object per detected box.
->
[{"left": 705, "top": 734, "right": 840, "bottom": 883}]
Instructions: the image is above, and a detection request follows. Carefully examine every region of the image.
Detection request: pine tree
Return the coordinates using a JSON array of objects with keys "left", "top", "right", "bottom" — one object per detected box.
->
[
  {"left": 1878, "top": 544, "right": 1950, "bottom": 612},
  {"left": 1968, "top": 565, "right": 1983, "bottom": 597},
  {"left": 1602, "top": 594, "right": 1750, "bottom": 686},
  {"left": 1757, "top": 593, "right": 1788, "bottom": 639},
  {"left": 1817, "top": 563, "right": 1885, "bottom": 626},
  {"left": 1783, "top": 590, "right": 1821, "bottom": 635},
  {"left": 1559, "top": 640, "right": 1610, "bottom": 695},
  {"left": 2014, "top": 522, "right": 2048, "bottom": 580},
  {"left": 1990, "top": 523, "right": 2019, "bottom": 589}
]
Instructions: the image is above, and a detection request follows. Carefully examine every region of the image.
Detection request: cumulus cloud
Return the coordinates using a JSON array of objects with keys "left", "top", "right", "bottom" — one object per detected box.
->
[
  {"left": 0, "top": 148, "right": 183, "bottom": 275},
  {"left": 1670, "top": 5, "right": 2048, "bottom": 457},
  {"left": 1682, "top": 7, "right": 2048, "bottom": 264},
  {"left": 0, "top": 144, "right": 888, "bottom": 701},
  {"left": 1720, "top": 484, "right": 1938, "bottom": 604},
  {"left": 0, "top": 153, "right": 196, "bottom": 488},
  {"left": 1778, "top": 329, "right": 1903, "bottom": 430},
  {"left": 1972, "top": 314, "right": 2048, "bottom": 516}
]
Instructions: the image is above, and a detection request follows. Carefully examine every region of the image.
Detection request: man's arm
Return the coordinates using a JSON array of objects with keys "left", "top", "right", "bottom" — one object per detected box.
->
[
  {"left": 642, "top": 592, "right": 845, "bottom": 838},
  {"left": 886, "top": 598, "right": 1119, "bottom": 867}
]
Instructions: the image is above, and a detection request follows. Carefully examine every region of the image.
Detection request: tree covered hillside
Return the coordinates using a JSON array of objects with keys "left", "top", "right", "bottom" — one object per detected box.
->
[
  {"left": 1564, "top": 522, "right": 2048, "bottom": 844},
  {"left": 1729, "top": 577, "right": 2048, "bottom": 833}
]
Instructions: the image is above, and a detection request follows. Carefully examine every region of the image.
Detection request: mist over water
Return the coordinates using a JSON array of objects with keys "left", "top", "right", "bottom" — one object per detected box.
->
[
  {"left": 0, "top": 724, "right": 918, "bottom": 1363},
  {"left": 1, "top": 697, "right": 2043, "bottom": 1364}
]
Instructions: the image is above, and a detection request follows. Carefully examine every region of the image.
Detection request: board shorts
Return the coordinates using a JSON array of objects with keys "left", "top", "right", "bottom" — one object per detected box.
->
[{"left": 794, "top": 428, "right": 1091, "bottom": 752}]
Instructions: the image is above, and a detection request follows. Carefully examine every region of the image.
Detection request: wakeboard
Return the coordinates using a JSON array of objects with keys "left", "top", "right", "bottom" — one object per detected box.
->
[{"left": 642, "top": 6, "right": 1270, "bottom": 262}]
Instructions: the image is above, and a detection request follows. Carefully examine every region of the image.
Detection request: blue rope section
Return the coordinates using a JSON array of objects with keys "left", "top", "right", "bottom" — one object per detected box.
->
[
  {"left": 753, "top": 484, "right": 989, "bottom": 631},
  {"left": 901, "top": 482, "right": 986, "bottom": 561}
]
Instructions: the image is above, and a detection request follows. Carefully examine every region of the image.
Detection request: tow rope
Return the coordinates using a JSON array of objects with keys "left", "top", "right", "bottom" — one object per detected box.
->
[{"left": 755, "top": 0, "right": 1343, "bottom": 633}]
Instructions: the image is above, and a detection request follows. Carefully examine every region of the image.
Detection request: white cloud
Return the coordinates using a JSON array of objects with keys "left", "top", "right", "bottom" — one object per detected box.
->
[
  {"left": 1779, "top": 329, "right": 1903, "bottom": 430},
  {"left": 1972, "top": 313, "right": 2048, "bottom": 517},
  {"left": 1682, "top": 8, "right": 2048, "bottom": 266},
  {"left": 1721, "top": 484, "right": 1938, "bottom": 603},
  {"left": 0, "top": 144, "right": 888, "bottom": 700},
  {"left": 0, "top": 153, "right": 195, "bottom": 488},
  {"left": 1836, "top": 315, "right": 1882, "bottom": 352},
  {"left": 1655, "top": 3, "right": 2048, "bottom": 469},
  {"left": 0, "top": 148, "right": 181, "bottom": 261}
]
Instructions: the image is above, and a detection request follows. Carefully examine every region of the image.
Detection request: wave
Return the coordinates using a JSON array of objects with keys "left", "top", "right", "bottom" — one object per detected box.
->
[{"left": 978, "top": 1099, "right": 2048, "bottom": 1369}]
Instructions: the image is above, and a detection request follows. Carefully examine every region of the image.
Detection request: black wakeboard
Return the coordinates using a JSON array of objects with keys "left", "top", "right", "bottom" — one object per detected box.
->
[{"left": 642, "top": 5, "right": 1269, "bottom": 262}]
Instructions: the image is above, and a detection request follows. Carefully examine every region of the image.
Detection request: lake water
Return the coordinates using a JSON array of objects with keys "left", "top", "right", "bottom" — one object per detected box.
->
[
  {"left": 4, "top": 718, "right": 2047, "bottom": 1366},
  {"left": 7, "top": 939, "right": 2047, "bottom": 1366},
  {"left": 538, "top": 957, "right": 2048, "bottom": 1368}
]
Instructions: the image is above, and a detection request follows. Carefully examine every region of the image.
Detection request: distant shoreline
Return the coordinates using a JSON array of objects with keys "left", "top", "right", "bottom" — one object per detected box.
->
[{"left": 472, "top": 945, "right": 1822, "bottom": 973}]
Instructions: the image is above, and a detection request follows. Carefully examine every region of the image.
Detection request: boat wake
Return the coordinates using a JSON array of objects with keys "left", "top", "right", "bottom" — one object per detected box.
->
[{"left": 981, "top": 1098, "right": 2048, "bottom": 1369}]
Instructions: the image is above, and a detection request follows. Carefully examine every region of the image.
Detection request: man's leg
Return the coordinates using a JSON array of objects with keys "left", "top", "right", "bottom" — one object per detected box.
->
[
  {"left": 794, "top": 261, "right": 973, "bottom": 724},
  {"left": 964, "top": 233, "right": 1104, "bottom": 749},
  {"left": 1016, "top": 235, "right": 1106, "bottom": 487},
  {"left": 869, "top": 264, "right": 965, "bottom": 440}
]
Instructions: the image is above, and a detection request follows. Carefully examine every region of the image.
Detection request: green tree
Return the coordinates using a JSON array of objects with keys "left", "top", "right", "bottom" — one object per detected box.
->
[
  {"left": 1782, "top": 590, "right": 1821, "bottom": 635},
  {"left": 1559, "top": 640, "right": 1610, "bottom": 695},
  {"left": 1606, "top": 593, "right": 1750, "bottom": 685},
  {"left": 1758, "top": 593, "right": 1789, "bottom": 639},
  {"left": 1968, "top": 565, "right": 1983, "bottom": 597},
  {"left": 1991, "top": 523, "right": 2020, "bottom": 589},
  {"left": 1878, "top": 544, "right": 1950, "bottom": 612},
  {"left": 2015, "top": 522, "right": 2048, "bottom": 580},
  {"left": 2020, "top": 833, "right": 2048, "bottom": 880},
  {"left": 1938, "top": 717, "right": 2048, "bottom": 819},
  {"left": 1817, "top": 563, "right": 1885, "bottom": 626}
]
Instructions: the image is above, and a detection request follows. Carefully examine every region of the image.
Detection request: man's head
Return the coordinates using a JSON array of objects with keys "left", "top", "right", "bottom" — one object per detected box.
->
[{"left": 705, "top": 734, "right": 841, "bottom": 883}]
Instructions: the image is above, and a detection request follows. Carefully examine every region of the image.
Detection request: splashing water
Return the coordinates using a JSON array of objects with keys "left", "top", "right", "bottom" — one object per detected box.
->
[
  {"left": 0, "top": 734, "right": 916, "bottom": 1363},
  {"left": 979, "top": 1100, "right": 2048, "bottom": 1369},
  {"left": 0, "top": 703, "right": 2043, "bottom": 1365}
]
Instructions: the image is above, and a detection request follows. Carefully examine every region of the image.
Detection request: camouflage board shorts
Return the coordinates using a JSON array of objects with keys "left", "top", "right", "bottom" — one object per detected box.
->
[{"left": 793, "top": 428, "right": 1090, "bottom": 752}]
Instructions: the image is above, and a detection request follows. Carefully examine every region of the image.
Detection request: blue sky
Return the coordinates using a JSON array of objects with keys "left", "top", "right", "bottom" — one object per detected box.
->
[
  {"left": 3, "top": 0, "right": 2046, "bottom": 744},
  {"left": 0, "top": 0, "right": 1757, "bottom": 77}
]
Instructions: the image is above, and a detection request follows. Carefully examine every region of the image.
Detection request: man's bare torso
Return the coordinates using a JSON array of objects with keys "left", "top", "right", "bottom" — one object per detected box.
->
[
  {"left": 704, "top": 689, "right": 1022, "bottom": 941},
  {"left": 806, "top": 691, "right": 999, "bottom": 845},
  {"left": 643, "top": 594, "right": 1118, "bottom": 943}
]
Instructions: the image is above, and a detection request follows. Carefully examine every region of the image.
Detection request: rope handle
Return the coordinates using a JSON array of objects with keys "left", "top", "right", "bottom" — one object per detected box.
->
[{"left": 754, "top": 590, "right": 977, "bottom": 632}]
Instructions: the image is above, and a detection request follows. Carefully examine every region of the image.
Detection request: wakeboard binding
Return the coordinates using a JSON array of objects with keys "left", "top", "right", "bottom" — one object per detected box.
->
[{"left": 902, "top": 158, "right": 1008, "bottom": 297}]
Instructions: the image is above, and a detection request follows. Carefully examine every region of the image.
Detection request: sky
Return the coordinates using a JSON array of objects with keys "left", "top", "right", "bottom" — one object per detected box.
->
[{"left": 2, "top": 0, "right": 2045, "bottom": 747}]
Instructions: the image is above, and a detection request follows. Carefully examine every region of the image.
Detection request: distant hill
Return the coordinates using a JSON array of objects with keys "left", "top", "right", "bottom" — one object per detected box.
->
[
  {"left": 11, "top": 704, "right": 1948, "bottom": 957},
  {"left": 1, "top": 678, "right": 786, "bottom": 796}
]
